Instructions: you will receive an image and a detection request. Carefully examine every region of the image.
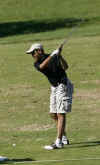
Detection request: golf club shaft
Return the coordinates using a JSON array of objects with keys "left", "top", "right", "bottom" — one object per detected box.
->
[{"left": 59, "top": 19, "right": 85, "bottom": 50}]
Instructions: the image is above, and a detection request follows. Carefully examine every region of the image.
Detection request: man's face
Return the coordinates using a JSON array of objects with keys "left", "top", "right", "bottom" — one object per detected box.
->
[{"left": 32, "top": 49, "right": 42, "bottom": 61}]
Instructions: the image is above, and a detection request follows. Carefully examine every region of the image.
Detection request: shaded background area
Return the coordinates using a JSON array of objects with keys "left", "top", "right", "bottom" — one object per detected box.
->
[
  {"left": 0, "top": 0, "right": 100, "bottom": 42},
  {"left": 0, "top": 0, "right": 100, "bottom": 39},
  {"left": 0, "top": 18, "right": 88, "bottom": 38},
  {"left": 0, "top": 17, "right": 100, "bottom": 38}
]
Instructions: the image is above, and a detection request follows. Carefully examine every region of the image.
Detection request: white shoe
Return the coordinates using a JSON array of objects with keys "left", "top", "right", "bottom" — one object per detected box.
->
[
  {"left": 44, "top": 138, "right": 64, "bottom": 150},
  {"left": 62, "top": 136, "right": 69, "bottom": 145},
  {"left": 44, "top": 142, "right": 63, "bottom": 150},
  {"left": 0, "top": 156, "right": 8, "bottom": 161}
]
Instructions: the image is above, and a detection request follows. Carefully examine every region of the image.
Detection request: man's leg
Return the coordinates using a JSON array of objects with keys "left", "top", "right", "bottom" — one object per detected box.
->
[
  {"left": 56, "top": 83, "right": 71, "bottom": 145},
  {"left": 44, "top": 85, "right": 68, "bottom": 150},
  {"left": 57, "top": 113, "right": 65, "bottom": 140},
  {"left": 62, "top": 115, "right": 66, "bottom": 136},
  {"left": 56, "top": 113, "right": 69, "bottom": 145},
  {"left": 44, "top": 113, "right": 68, "bottom": 150},
  {"left": 44, "top": 113, "right": 63, "bottom": 150},
  {"left": 50, "top": 113, "right": 67, "bottom": 140}
]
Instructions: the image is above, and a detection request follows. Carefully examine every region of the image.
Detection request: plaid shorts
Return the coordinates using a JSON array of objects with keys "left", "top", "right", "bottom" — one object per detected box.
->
[{"left": 50, "top": 79, "right": 74, "bottom": 114}]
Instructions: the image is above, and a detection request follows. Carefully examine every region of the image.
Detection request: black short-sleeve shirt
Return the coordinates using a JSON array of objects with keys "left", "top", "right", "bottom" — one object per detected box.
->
[{"left": 34, "top": 54, "right": 67, "bottom": 86}]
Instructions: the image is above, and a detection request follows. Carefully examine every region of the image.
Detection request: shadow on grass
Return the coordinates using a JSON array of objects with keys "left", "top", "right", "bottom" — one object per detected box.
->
[
  {"left": 0, "top": 17, "right": 88, "bottom": 38},
  {"left": 1, "top": 158, "right": 35, "bottom": 164},
  {"left": 0, "top": 141, "right": 100, "bottom": 164},
  {"left": 68, "top": 140, "right": 100, "bottom": 149}
]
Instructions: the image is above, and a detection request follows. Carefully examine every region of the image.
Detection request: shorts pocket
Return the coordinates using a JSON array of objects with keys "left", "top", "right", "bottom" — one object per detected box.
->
[{"left": 62, "top": 97, "right": 72, "bottom": 113}]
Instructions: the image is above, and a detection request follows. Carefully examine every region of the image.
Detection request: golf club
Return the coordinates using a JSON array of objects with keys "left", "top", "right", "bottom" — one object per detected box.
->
[{"left": 59, "top": 18, "right": 85, "bottom": 50}]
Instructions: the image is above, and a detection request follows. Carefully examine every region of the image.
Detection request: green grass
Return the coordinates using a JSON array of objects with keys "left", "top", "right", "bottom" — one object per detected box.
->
[
  {"left": 0, "top": 0, "right": 100, "bottom": 22},
  {"left": 0, "top": 0, "right": 100, "bottom": 43},
  {"left": 0, "top": 0, "right": 100, "bottom": 164},
  {"left": 0, "top": 37, "right": 100, "bottom": 165}
]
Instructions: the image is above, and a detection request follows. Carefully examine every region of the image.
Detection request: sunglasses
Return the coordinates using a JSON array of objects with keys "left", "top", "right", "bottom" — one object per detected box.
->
[{"left": 31, "top": 49, "right": 39, "bottom": 56}]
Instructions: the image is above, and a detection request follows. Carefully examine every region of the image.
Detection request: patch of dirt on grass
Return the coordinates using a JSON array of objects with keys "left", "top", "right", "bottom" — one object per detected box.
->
[
  {"left": 75, "top": 89, "right": 100, "bottom": 100},
  {"left": 80, "top": 80, "right": 100, "bottom": 84},
  {"left": 16, "top": 124, "right": 54, "bottom": 131},
  {"left": 0, "top": 85, "right": 34, "bottom": 98}
]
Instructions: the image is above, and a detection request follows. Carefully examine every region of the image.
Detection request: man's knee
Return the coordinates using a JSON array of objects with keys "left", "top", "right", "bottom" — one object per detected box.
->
[
  {"left": 57, "top": 113, "right": 66, "bottom": 119},
  {"left": 50, "top": 113, "right": 58, "bottom": 120}
]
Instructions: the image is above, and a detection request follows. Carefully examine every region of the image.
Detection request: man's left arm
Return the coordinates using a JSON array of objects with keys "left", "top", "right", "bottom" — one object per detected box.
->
[
  {"left": 57, "top": 47, "right": 69, "bottom": 71},
  {"left": 59, "top": 55, "right": 69, "bottom": 71}
]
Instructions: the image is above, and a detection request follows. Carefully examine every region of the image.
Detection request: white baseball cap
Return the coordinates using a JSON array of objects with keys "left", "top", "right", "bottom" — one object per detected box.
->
[{"left": 26, "top": 43, "right": 43, "bottom": 54}]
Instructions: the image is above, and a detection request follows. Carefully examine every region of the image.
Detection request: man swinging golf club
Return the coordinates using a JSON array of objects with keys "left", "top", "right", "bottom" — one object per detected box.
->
[{"left": 26, "top": 43, "right": 73, "bottom": 150}]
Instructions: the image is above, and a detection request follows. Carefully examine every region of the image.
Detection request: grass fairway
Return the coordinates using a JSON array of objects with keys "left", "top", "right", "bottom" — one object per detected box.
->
[
  {"left": 0, "top": 36, "right": 100, "bottom": 165},
  {"left": 0, "top": 0, "right": 100, "bottom": 164}
]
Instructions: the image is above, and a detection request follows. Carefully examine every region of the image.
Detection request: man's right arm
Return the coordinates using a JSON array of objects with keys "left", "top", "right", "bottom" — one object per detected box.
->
[
  {"left": 39, "top": 49, "right": 60, "bottom": 70},
  {"left": 39, "top": 56, "right": 52, "bottom": 70}
]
